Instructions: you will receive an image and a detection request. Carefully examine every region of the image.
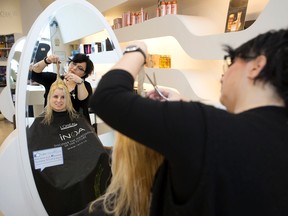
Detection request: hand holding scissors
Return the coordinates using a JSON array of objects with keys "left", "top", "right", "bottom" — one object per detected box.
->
[{"left": 145, "top": 72, "right": 169, "bottom": 101}]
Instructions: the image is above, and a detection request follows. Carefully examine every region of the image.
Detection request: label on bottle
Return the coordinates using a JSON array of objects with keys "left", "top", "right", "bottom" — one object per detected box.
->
[
  {"left": 171, "top": 1, "right": 177, "bottom": 15},
  {"left": 160, "top": 2, "right": 166, "bottom": 16},
  {"left": 166, "top": 2, "right": 172, "bottom": 15}
]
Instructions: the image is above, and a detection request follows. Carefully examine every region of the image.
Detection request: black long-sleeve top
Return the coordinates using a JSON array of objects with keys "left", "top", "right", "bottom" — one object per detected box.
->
[
  {"left": 90, "top": 69, "right": 288, "bottom": 216},
  {"left": 31, "top": 71, "right": 92, "bottom": 124}
]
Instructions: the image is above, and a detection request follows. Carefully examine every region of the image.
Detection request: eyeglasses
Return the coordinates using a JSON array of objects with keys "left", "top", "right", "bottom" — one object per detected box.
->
[
  {"left": 70, "top": 62, "right": 85, "bottom": 73},
  {"left": 222, "top": 54, "right": 256, "bottom": 73},
  {"left": 223, "top": 55, "right": 235, "bottom": 73}
]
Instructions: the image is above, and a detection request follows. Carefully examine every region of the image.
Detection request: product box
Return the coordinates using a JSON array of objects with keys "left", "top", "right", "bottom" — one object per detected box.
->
[
  {"left": 225, "top": 0, "right": 249, "bottom": 32},
  {"left": 0, "top": 66, "right": 6, "bottom": 87}
]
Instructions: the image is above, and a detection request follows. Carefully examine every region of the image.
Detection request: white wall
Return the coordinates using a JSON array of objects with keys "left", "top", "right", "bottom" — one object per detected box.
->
[{"left": 18, "top": 0, "right": 44, "bottom": 38}]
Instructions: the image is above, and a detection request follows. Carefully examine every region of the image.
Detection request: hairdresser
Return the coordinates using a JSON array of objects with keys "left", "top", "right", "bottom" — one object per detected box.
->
[
  {"left": 31, "top": 53, "right": 94, "bottom": 124},
  {"left": 90, "top": 29, "right": 288, "bottom": 215}
]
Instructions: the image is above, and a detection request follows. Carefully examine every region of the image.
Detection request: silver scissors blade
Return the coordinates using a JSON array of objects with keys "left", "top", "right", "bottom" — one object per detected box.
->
[
  {"left": 153, "top": 72, "right": 157, "bottom": 86},
  {"left": 146, "top": 73, "right": 156, "bottom": 86},
  {"left": 145, "top": 73, "right": 169, "bottom": 101}
]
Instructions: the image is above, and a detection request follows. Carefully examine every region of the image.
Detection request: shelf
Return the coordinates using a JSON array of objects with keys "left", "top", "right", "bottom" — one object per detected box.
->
[
  {"left": 145, "top": 68, "right": 222, "bottom": 106},
  {"left": 114, "top": 0, "right": 288, "bottom": 60},
  {"left": 87, "top": 0, "right": 288, "bottom": 106}
]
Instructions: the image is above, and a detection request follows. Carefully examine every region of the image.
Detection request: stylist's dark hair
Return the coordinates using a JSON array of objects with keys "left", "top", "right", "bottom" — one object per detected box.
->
[
  {"left": 68, "top": 53, "right": 94, "bottom": 78},
  {"left": 223, "top": 28, "right": 288, "bottom": 107}
]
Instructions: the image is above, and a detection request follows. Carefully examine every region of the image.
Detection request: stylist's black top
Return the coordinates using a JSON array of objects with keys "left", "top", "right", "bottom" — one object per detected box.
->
[
  {"left": 90, "top": 69, "right": 288, "bottom": 216},
  {"left": 32, "top": 71, "right": 92, "bottom": 124}
]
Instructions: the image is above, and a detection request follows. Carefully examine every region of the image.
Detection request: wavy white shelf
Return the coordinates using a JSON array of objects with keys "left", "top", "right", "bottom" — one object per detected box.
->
[
  {"left": 145, "top": 68, "right": 223, "bottom": 106},
  {"left": 114, "top": 0, "right": 288, "bottom": 60}
]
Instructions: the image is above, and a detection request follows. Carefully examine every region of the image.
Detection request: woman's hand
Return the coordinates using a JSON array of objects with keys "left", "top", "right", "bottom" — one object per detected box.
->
[
  {"left": 146, "top": 87, "right": 185, "bottom": 101},
  {"left": 64, "top": 72, "right": 82, "bottom": 84},
  {"left": 32, "top": 55, "right": 61, "bottom": 73},
  {"left": 46, "top": 55, "right": 61, "bottom": 64}
]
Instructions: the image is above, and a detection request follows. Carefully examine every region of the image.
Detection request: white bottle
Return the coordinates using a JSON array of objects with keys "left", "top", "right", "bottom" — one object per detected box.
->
[
  {"left": 166, "top": 2, "right": 172, "bottom": 15},
  {"left": 160, "top": 1, "right": 166, "bottom": 16},
  {"left": 171, "top": 1, "right": 177, "bottom": 15}
]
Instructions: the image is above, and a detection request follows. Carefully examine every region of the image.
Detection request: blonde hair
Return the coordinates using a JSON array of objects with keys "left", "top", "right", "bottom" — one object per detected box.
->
[
  {"left": 42, "top": 63, "right": 78, "bottom": 125},
  {"left": 90, "top": 132, "right": 164, "bottom": 216}
]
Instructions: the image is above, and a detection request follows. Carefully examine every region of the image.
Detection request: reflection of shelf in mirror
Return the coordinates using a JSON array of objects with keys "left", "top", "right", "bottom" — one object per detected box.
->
[{"left": 88, "top": 50, "right": 120, "bottom": 64}]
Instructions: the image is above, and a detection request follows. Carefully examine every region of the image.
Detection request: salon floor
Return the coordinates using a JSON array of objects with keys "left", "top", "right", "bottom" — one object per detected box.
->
[
  {"left": 0, "top": 113, "right": 14, "bottom": 146},
  {"left": 0, "top": 114, "right": 14, "bottom": 216}
]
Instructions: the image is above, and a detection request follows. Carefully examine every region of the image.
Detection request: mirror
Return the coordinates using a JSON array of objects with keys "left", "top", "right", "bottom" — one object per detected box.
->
[
  {"left": 16, "top": 0, "right": 122, "bottom": 215},
  {"left": 0, "top": 36, "right": 25, "bottom": 123}
]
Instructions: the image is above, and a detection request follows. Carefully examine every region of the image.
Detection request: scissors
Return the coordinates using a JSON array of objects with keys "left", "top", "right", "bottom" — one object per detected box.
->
[{"left": 145, "top": 72, "right": 169, "bottom": 101}]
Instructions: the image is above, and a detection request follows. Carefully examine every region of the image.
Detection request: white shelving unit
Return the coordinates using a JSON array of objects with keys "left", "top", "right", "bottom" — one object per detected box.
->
[
  {"left": 92, "top": 0, "right": 288, "bottom": 105},
  {"left": 113, "top": 0, "right": 287, "bottom": 59}
]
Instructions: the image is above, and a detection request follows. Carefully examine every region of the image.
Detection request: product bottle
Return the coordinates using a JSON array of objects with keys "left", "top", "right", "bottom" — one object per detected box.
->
[
  {"left": 226, "top": 14, "right": 235, "bottom": 32},
  {"left": 171, "top": 1, "right": 177, "bottom": 15},
  {"left": 166, "top": 2, "right": 172, "bottom": 15},
  {"left": 236, "top": 11, "right": 242, "bottom": 30},
  {"left": 160, "top": 1, "right": 166, "bottom": 16},
  {"left": 131, "top": 12, "right": 136, "bottom": 25},
  {"left": 156, "top": 7, "right": 160, "bottom": 17},
  {"left": 139, "top": 8, "right": 144, "bottom": 23}
]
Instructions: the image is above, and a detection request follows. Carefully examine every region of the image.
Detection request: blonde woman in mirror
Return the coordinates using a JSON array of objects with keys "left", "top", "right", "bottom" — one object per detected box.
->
[
  {"left": 31, "top": 53, "right": 93, "bottom": 124},
  {"left": 42, "top": 78, "right": 78, "bottom": 125},
  {"left": 28, "top": 78, "right": 108, "bottom": 215}
]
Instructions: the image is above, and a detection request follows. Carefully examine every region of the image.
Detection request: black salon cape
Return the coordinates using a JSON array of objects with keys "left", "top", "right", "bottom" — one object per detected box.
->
[{"left": 27, "top": 111, "right": 110, "bottom": 216}]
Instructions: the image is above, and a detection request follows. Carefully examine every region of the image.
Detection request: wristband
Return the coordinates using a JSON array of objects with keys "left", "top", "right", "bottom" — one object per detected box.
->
[
  {"left": 123, "top": 45, "right": 146, "bottom": 65},
  {"left": 43, "top": 57, "right": 51, "bottom": 65}
]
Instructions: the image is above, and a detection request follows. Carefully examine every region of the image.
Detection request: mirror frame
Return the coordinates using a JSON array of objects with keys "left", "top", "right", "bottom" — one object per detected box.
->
[{"left": 16, "top": 0, "right": 121, "bottom": 214}]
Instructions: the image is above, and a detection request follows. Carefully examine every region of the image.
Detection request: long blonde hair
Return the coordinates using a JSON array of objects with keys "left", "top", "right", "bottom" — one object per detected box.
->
[
  {"left": 42, "top": 62, "right": 78, "bottom": 124},
  {"left": 90, "top": 132, "right": 164, "bottom": 216}
]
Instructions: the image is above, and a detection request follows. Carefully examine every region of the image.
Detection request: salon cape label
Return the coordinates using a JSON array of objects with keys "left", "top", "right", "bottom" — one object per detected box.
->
[{"left": 33, "top": 147, "right": 63, "bottom": 171}]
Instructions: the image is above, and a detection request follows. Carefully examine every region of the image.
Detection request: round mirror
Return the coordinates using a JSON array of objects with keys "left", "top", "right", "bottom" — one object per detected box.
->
[{"left": 16, "top": 0, "right": 121, "bottom": 215}]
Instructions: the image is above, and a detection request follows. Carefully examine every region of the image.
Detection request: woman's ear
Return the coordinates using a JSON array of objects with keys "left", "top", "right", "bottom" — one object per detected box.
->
[{"left": 248, "top": 55, "right": 267, "bottom": 79}]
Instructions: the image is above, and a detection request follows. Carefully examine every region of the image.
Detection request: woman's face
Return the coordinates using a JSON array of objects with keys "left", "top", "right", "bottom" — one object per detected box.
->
[
  {"left": 50, "top": 88, "right": 67, "bottom": 112},
  {"left": 220, "top": 57, "right": 250, "bottom": 112},
  {"left": 68, "top": 61, "right": 87, "bottom": 77}
]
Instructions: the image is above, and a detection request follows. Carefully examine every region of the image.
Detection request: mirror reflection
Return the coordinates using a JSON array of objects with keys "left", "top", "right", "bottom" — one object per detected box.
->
[
  {"left": 0, "top": 36, "right": 25, "bottom": 124},
  {"left": 10, "top": 37, "right": 25, "bottom": 90},
  {"left": 25, "top": 2, "right": 119, "bottom": 215}
]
